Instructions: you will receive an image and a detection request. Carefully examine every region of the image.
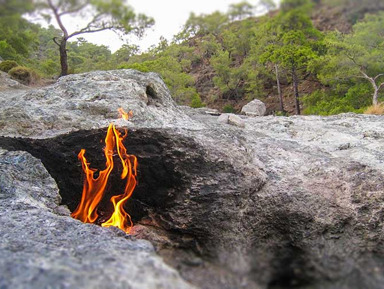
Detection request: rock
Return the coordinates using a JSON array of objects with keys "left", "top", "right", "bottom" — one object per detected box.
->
[
  {"left": 0, "top": 71, "right": 28, "bottom": 90},
  {"left": 217, "top": 113, "right": 229, "bottom": 124},
  {"left": 0, "top": 69, "right": 200, "bottom": 138},
  {"left": 0, "top": 148, "right": 195, "bottom": 289},
  {"left": 0, "top": 70, "right": 384, "bottom": 289},
  {"left": 241, "top": 99, "right": 266, "bottom": 116},
  {"left": 196, "top": 107, "right": 221, "bottom": 116},
  {"left": 217, "top": 113, "right": 245, "bottom": 127}
]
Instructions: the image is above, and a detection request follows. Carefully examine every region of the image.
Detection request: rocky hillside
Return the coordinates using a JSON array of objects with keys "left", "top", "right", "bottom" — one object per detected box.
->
[{"left": 179, "top": 0, "right": 384, "bottom": 114}]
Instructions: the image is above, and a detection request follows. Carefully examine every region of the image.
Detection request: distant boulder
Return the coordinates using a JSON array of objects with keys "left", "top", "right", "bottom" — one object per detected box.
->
[{"left": 241, "top": 99, "right": 266, "bottom": 116}]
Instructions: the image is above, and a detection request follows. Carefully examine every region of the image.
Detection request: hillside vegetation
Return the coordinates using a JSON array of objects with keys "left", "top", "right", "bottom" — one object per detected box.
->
[{"left": 1, "top": 0, "right": 384, "bottom": 115}]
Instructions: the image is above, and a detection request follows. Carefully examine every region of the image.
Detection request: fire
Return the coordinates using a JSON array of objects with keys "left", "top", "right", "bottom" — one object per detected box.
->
[
  {"left": 118, "top": 107, "right": 132, "bottom": 120},
  {"left": 71, "top": 108, "right": 137, "bottom": 233}
]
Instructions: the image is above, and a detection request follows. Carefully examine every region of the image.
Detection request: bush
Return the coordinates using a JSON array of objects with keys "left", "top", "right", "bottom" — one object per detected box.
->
[
  {"left": 190, "top": 93, "right": 204, "bottom": 108},
  {"left": 8, "top": 66, "right": 40, "bottom": 85},
  {"left": 0, "top": 60, "right": 19, "bottom": 73},
  {"left": 223, "top": 104, "right": 235, "bottom": 113},
  {"left": 364, "top": 104, "right": 384, "bottom": 115},
  {"left": 303, "top": 90, "right": 364, "bottom": 115}
]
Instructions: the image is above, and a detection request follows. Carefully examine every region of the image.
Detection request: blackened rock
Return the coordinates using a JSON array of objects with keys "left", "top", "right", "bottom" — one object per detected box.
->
[{"left": 0, "top": 149, "right": 195, "bottom": 289}]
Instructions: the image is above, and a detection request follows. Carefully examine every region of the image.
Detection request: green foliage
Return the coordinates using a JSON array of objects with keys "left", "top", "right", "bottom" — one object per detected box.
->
[
  {"left": 280, "top": 0, "right": 313, "bottom": 13},
  {"left": 67, "top": 39, "right": 113, "bottom": 73},
  {"left": 309, "top": 12, "right": 384, "bottom": 111},
  {"left": 303, "top": 90, "right": 357, "bottom": 115},
  {"left": 0, "top": 0, "right": 33, "bottom": 16},
  {"left": 179, "top": 11, "right": 229, "bottom": 38},
  {"left": 1, "top": 0, "right": 382, "bottom": 116},
  {"left": 119, "top": 43, "right": 201, "bottom": 107},
  {"left": 190, "top": 94, "right": 205, "bottom": 108},
  {"left": 114, "top": 44, "right": 140, "bottom": 63},
  {"left": 228, "top": 1, "right": 254, "bottom": 21},
  {"left": 8, "top": 66, "right": 40, "bottom": 85},
  {"left": 0, "top": 13, "right": 39, "bottom": 60},
  {"left": 0, "top": 60, "right": 19, "bottom": 73},
  {"left": 223, "top": 104, "right": 235, "bottom": 113},
  {"left": 211, "top": 50, "right": 246, "bottom": 99}
]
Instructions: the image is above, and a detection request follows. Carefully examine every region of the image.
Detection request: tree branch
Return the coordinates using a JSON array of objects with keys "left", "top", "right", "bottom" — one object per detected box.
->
[
  {"left": 69, "top": 26, "right": 115, "bottom": 39},
  {"left": 47, "top": 0, "right": 68, "bottom": 39},
  {"left": 374, "top": 73, "right": 384, "bottom": 81},
  {"left": 53, "top": 37, "right": 61, "bottom": 47},
  {"left": 360, "top": 70, "right": 375, "bottom": 85},
  {"left": 59, "top": 3, "right": 88, "bottom": 16}
]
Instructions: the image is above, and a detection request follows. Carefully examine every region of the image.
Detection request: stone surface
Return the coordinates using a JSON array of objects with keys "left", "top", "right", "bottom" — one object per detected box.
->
[
  {"left": 217, "top": 113, "right": 245, "bottom": 127},
  {"left": 0, "top": 71, "right": 27, "bottom": 90},
  {"left": 241, "top": 98, "right": 266, "bottom": 116},
  {"left": 0, "top": 69, "right": 199, "bottom": 138},
  {"left": 0, "top": 70, "right": 384, "bottom": 289},
  {"left": 0, "top": 148, "right": 195, "bottom": 289}
]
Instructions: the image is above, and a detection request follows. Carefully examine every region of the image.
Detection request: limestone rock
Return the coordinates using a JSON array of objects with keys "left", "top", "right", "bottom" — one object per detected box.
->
[
  {"left": 0, "top": 69, "right": 200, "bottom": 138},
  {"left": 217, "top": 113, "right": 245, "bottom": 127},
  {"left": 0, "top": 71, "right": 27, "bottom": 90},
  {"left": 0, "top": 149, "right": 195, "bottom": 289},
  {"left": 241, "top": 99, "right": 266, "bottom": 116},
  {"left": 0, "top": 70, "right": 384, "bottom": 289}
]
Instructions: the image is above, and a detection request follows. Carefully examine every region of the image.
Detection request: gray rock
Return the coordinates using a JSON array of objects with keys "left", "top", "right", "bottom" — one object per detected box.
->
[
  {"left": 0, "top": 70, "right": 384, "bottom": 289},
  {"left": 0, "top": 69, "right": 200, "bottom": 138},
  {"left": 217, "top": 113, "right": 245, "bottom": 127},
  {"left": 0, "top": 149, "right": 195, "bottom": 289},
  {"left": 196, "top": 107, "right": 221, "bottom": 116},
  {"left": 241, "top": 99, "right": 266, "bottom": 116},
  {"left": 0, "top": 71, "right": 28, "bottom": 90}
]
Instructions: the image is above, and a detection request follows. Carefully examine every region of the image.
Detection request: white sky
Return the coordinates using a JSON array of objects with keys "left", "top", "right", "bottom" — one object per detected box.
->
[{"left": 41, "top": 0, "right": 279, "bottom": 53}]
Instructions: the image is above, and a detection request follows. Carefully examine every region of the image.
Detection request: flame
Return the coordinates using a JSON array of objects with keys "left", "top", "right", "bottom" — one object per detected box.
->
[
  {"left": 71, "top": 109, "right": 137, "bottom": 233},
  {"left": 118, "top": 107, "right": 132, "bottom": 120}
]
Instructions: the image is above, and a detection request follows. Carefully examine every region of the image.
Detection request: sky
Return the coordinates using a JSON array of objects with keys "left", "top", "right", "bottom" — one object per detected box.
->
[{"left": 66, "top": 0, "right": 278, "bottom": 53}]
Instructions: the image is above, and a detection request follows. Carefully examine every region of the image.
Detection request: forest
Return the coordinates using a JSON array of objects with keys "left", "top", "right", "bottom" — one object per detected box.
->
[{"left": 1, "top": 0, "right": 384, "bottom": 115}]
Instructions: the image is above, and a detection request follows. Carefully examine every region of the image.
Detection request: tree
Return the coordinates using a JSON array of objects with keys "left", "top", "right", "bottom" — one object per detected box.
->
[
  {"left": 228, "top": 1, "right": 254, "bottom": 21},
  {"left": 179, "top": 11, "right": 229, "bottom": 38},
  {"left": 315, "top": 13, "right": 384, "bottom": 106},
  {"left": 0, "top": 0, "right": 38, "bottom": 60},
  {"left": 260, "top": 0, "right": 323, "bottom": 114},
  {"left": 32, "top": 0, "right": 154, "bottom": 76},
  {"left": 113, "top": 44, "right": 139, "bottom": 63},
  {"left": 211, "top": 49, "right": 247, "bottom": 99}
]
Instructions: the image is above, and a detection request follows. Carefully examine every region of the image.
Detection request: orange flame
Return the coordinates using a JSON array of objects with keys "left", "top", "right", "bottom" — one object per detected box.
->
[
  {"left": 118, "top": 107, "right": 133, "bottom": 120},
  {"left": 71, "top": 109, "right": 137, "bottom": 233}
]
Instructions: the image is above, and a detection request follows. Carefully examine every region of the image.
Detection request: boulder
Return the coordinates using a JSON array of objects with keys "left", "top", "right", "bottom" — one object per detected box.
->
[
  {"left": 241, "top": 99, "right": 266, "bottom": 116},
  {"left": 0, "top": 70, "right": 384, "bottom": 289}
]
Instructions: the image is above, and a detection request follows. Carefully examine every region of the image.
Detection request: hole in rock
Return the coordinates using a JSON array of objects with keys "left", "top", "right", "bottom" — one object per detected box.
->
[
  {"left": 0, "top": 129, "right": 195, "bottom": 228},
  {"left": 146, "top": 84, "right": 159, "bottom": 105},
  {"left": 0, "top": 128, "right": 321, "bottom": 289},
  {"left": 0, "top": 128, "right": 242, "bottom": 288}
]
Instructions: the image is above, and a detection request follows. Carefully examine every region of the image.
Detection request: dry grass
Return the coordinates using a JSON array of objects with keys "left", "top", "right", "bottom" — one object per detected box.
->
[{"left": 364, "top": 103, "right": 384, "bottom": 115}]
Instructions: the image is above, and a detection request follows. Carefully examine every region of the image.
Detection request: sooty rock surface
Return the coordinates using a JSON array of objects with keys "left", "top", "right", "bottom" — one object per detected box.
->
[{"left": 0, "top": 149, "right": 195, "bottom": 289}]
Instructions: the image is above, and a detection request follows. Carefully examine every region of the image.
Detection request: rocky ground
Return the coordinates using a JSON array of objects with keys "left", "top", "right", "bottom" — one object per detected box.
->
[{"left": 0, "top": 70, "right": 383, "bottom": 289}]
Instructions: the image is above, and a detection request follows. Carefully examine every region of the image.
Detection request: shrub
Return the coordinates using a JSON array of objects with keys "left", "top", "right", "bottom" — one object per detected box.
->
[
  {"left": 190, "top": 93, "right": 204, "bottom": 108},
  {"left": 223, "top": 104, "right": 235, "bottom": 113},
  {"left": 0, "top": 60, "right": 19, "bottom": 73},
  {"left": 364, "top": 104, "right": 384, "bottom": 115},
  {"left": 8, "top": 66, "right": 40, "bottom": 85}
]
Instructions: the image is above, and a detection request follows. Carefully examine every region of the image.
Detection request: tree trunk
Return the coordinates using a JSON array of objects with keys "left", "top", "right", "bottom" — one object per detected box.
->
[
  {"left": 372, "top": 86, "right": 379, "bottom": 106},
  {"left": 275, "top": 64, "right": 284, "bottom": 112},
  {"left": 292, "top": 68, "right": 300, "bottom": 115},
  {"left": 59, "top": 38, "right": 68, "bottom": 77}
]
